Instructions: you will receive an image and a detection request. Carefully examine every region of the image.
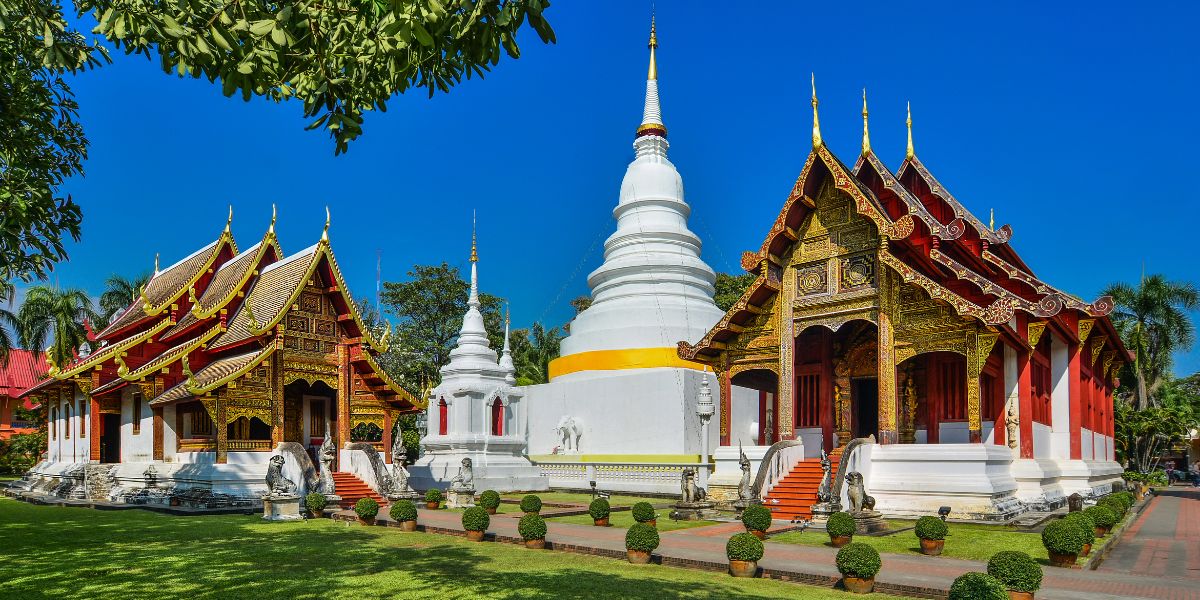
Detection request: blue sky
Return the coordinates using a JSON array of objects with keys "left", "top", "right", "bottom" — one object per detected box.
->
[{"left": 31, "top": 1, "right": 1200, "bottom": 373}]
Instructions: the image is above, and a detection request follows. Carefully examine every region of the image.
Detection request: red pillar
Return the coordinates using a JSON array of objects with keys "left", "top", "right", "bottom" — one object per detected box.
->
[
  {"left": 1017, "top": 351, "right": 1034, "bottom": 459},
  {"left": 1068, "top": 344, "right": 1082, "bottom": 460}
]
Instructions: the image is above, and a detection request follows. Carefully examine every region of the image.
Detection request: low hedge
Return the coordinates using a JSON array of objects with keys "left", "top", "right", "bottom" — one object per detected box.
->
[
  {"left": 631, "top": 501, "right": 657, "bottom": 523},
  {"left": 390, "top": 499, "right": 418, "bottom": 522},
  {"left": 1063, "top": 512, "right": 1095, "bottom": 546},
  {"left": 1113, "top": 491, "right": 1135, "bottom": 509},
  {"left": 1085, "top": 505, "right": 1118, "bottom": 529},
  {"left": 478, "top": 490, "right": 501, "bottom": 510},
  {"left": 726, "top": 532, "right": 765, "bottom": 562},
  {"left": 826, "top": 511, "right": 856, "bottom": 537},
  {"left": 625, "top": 522, "right": 660, "bottom": 552},
  {"left": 987, "top": 550, "right": 1043, "bottom": 593},
  {"left": 354, "top": 497, "right": 379, "bottom": 520},
  {"left": 835, "top": 542, "right": 881, "bottom": 579},
  {"left": 520, "top": 495, "right": 543, "bottom": 514},
  {"left": 741, "top": 504, "right": 772, "bottom": 532},
  {"left": 518, "top": 513, "right": 547, "bottom": 541},
  {"left": 948, "top": 572, "right": 1008, "bottom": 600},
  {"left": 462, "top": 506, "right": 490, "bottom": 532},
  {"left": 1041, "top": 518, "right": 1086, "bottom": 555},
  {"left": 914, "top": 515, "right": 948, "bottom": 541},
  {"left": 425, "top": 489, "right": 443, "bottom": 503},
  {"left": 305, "top": 492, "right": 327, "bottom": 515},
  {"left": 588, "top": 498, "right": 611, "bottom": 520}
]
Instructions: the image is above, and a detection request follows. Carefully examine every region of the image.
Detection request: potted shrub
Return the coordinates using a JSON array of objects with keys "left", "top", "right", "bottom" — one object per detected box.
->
[
  {"left": 461, "top": 506, "right": 490, "bottom": 542},
  {"left": 520, "top": 494, "right": 543, "bottom": 515},
  {"left": 518, "top": 513, "right": 548, "bottom": 549},
  {"left": 835, "top": 542, "right": 881, "bottom": 594},
  {"left": 1098, "top": 496, "right": 1126, "bottom": 519},
  {"left": 305, "top": 492, "right": 327, "bottom": 518},
  {"left": 625, "top": 522, "right": 660, "bottom": 564},
  {"left": 424, "top": 489, "right": 443, "bottom": 510},
  {"left": 478, "top": 490, "right": 501, "bottom": 515},
  {"left": 390, "top": 499, "right": 419, "bottom": 532},
  {"left": 741, "top": 504, "right": 773, "bottom": 539},
  {"left": 987, "top": 550, "right": 1043, "bottom": 600},
  {"left": 1063, "top": 512, "right": 1095, "bottom": 556},
  {"left": 949, "top": 572, "right": 1008, "bottom": 600},
  {"left": 915, "top": 515, "right": 948, "bottom": 556},
  {"left": 354, "top": 497, "right": 380, "bottom": 525},
  {"left": 726, "top": 532, "right": 764, "bottom": 577},
  {"left": 827, "top": 511, "right": 856, "bottom": 547},
  {"left": 589, "top": 498, "right": 611, "bottom": 526},
  {"left": 1041, "top": 518, "right": 1085, "bottom": 567},
  {"left": 1085, "top": 505, "right": 1117, "bottom": 537},
  {"left": 631, "top": 501, "right": 657, "bottom": 527}
]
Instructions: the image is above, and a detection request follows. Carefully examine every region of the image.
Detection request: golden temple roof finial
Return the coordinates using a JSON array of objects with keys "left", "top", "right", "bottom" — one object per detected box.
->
[
  {"left": 153, "top": 253, "right": 160, "bottom": 274},
  {"left": 321, "top": 206, "right": 330, "bottom": 242},
  {"left": 647, "top": 14, "right": 658, "bottom": 80},
  {"left": 224, "top": 204, "right": 233, "bottom": 235},
  {"left": 268, "top": 203, "right": 277, "bottom": 235},
  {"left": 989, "top": 208, "right": 995, "bottom": 232},
  {"left": 905, "top": 102, "right": 915, "bottom": 160},
  {"left": 861, "top": 88, "right": 871, "bottom": 156},
  {"left": 811, "top": 73, "right": 822, "bottom": 148},
  {"left": 470, "top": 210, "right": 478, "bottom": 263}
]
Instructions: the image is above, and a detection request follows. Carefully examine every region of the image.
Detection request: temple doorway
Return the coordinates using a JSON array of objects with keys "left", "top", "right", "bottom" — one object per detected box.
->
[
  {"left": 100, "top": 414, "right": 121, "bottom": 463},
  {"left": 852, "top": 377, "right": 879, "bottom": 439}
]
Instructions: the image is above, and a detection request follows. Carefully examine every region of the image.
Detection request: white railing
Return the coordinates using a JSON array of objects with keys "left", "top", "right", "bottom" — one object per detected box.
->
[
  {"left": 533, "top": 461, "right": 712, "bottom": 495},
  {"left": 752, "top": 439, "right": 806, "bottom": 501}
]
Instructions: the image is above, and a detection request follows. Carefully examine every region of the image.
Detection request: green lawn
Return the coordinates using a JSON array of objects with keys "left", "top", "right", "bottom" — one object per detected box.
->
[
  {"left": 0, "top": 497, "right": 898, "bottom": 599},
  {"left": 500, "top": 491, "right": 666, "bottom": 507},
  {"left": 547, "top": 510, "right": 720, "bottom": 532}
]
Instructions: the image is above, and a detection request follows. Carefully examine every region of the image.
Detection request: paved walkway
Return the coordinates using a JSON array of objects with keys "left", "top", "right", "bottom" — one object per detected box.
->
[
  {"left": 344, "top": 496, "right": 1200, "bottom": 600},
  {"left": 1097, "top": 487, "right": 1200, "bottom": 590}
]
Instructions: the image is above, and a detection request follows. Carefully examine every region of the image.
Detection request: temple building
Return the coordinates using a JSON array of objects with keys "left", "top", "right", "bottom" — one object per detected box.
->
[
  {"left": 19, "top": 209, "right": 418, "bottom": 503},
  {"left": 680, "top": 84, "right": 1129, "bottom": 519},
  {"left": 0, "top": 350, "right": 45, "bottom": 441}
]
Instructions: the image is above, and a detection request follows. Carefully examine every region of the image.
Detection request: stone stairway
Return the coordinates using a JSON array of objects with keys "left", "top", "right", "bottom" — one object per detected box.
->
[
  {"left": 763, "top": 448, "right": 842, "bottom": 520},
  {"left": 331, "top": 472, "right": 385, "bottom": 509}
]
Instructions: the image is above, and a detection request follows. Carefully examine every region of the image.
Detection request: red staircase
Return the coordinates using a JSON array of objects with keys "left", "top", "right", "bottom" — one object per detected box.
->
[
  {"left": 762, "top": 448, "right": 842, "bottom": 520},
  {"left": 331, "top": 472, "right": 385, "bottom": 509}
]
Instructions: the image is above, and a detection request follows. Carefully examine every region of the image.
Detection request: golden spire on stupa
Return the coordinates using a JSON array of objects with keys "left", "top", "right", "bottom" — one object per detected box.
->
[
  {"left": 861, "top": 88, "right": 871, "bottom": 155},
  {"left": 647, "top": 15, "right": 657, "bottom": 80},
  {"left": 811, "top": 73, "right": 822, "bottom": 148},
  {"left": 906, "top": 102, "right": 915, "bottom": 160},
  {"left": 470, "top": 210, "right": 478, "bottom": 263}
]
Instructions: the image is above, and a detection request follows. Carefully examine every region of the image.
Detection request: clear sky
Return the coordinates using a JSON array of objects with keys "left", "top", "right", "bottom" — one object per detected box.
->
[{"left": 30, "top": 1, "right": 1200, "bottom": 373}]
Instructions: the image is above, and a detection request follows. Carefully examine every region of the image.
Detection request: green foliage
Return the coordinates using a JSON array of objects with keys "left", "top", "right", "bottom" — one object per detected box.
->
[
  {"left": 304, "top": 493, "right": 326, "bottom": 515},
  {"left": 390, "top": 499, "right": 417, "bottom": 522},
  {"left": 0, "top": 432, "right": 44, "bottom": 475},
  {"left": 948, "top": 572, "right": 1008, "bottom": 600},
  {"left": 1098, "top": 496, "right": 1126, "bottom": 519},
  {"left": 478, "top": 490, "right": 500, "bottom": 510},
  {"left": 1115, "top": 387, "right": 1198, "bottom": 472},
  {"left": 1124, "top": 470, "right": 1168, "bottom": 486},
  {"left": 986, "top": 550, "right": 1043, "bottom": 593},
  {"left": 510, "top": 321, "right": 563, "bottom": 385},
  {"left": 354, "top": 497, "right": 379, "bottom": 520},
  {"left": 98, "top": 272, "right": 150, "bottom": 325},
  {"left": 714, "top": 272, "right": 756, "bottom": 312},
  {"left": 517, "top": 513, "right": 546, "bottom": 541},
  {"left": 624, "top": 522, "right": 660, "bottom": 552},
  {"left": 725, "top": 532, "right": 764, "bottom": 562},
  {"left": 588, "top": 498, "right": 610, "bottom": 520},
  {"left": 1113, "top": 491, "right": 1136, "bottom": 507},
  {"left": 740, "top": 504, "right": 772, "bottom": 532},
  {"left": 835, "top": 542, "right": 881, "bottom": 578},
  {"left": 1062, "top": 512, "right": 1095, "bottom": 546},
  {"left": 826, "top": 511, "right": 856, "bottom": 537},
  {"left": 1040, "top": 518, "right": 1085, "bottom": 555},
  {"left": 461, "top": 506, "right": 490, "bottom": 532},
  {"left": 1104, "top": 275, "right": 1199, "bottom": 409},
  {"left": 914, "top": 515, "right": 948, "bottom": 541},
  {"left": 16, "top": 286, "right": 101, "bottom": 367},
  {"left": 631, "top": 501, "right": 656, "bottom": 523},
  {"left": 424, "top": 488, "right": 443, "bottom": 503},
  {"left": 519, "top": 494, "right": 542, "bottom": 514},
  {"left": 1084, "top": 505, "right": 1117, "bottom": 529}
]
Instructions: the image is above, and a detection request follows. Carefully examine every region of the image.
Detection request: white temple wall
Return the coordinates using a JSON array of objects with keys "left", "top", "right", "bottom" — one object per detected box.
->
[
  {"left": 1032, "top": 423, "right": 1052, "bottom": 459},
  {"left": 1049, "top": 333, "right": 1071, "bottom": 460},
  {"left": 162, "top": 404, "right": 178, "bottom": 462},
  {"left": 796, "top": 427, "right": 823, "bottom": 458},
  {"left": 726, "top": 385, "right": 763, "bottom": 448},
  {"left": 120, "top": 388, "right": 153, "bottom": 463},
  {"left": 1081, "top": 426, "right": 1094, "bottom": 460},
  {"left": 866, "top": 444, "right": 1022, "bottom": 520}
]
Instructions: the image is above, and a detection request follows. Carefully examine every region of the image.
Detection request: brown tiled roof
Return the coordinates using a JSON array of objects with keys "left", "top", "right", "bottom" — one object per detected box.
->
[
  {"left": 99, "top": 238, "right": 227, "bottom": 338},
  {"left": 149, "top": 348, "right": 267, "bottom": 405},
  {"left": 164, "top": 241, "right": 276, "bottom": 339},
  {"left": 210, "top": 246, "right": 319, "bottom": 349}
]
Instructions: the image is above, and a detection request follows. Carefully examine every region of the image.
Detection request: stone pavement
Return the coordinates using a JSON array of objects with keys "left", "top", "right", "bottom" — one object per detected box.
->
[
  {"left": 1097, "top": 487, "right": 1200, "bottom": 591},
  {"left": 340, "top": 497, "right": 1200, "bottom": 600}
]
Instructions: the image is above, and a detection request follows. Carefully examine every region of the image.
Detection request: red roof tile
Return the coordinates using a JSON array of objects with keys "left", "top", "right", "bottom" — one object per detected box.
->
[{"left": 0, "top": 349, "right": 49, "bottom": 399}]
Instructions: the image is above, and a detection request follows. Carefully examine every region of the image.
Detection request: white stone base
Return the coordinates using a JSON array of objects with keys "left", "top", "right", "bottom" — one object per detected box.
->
[
  {"left": 446, "top": 489, "right": 476, "bottom": 508},
  {"left": 409, "top": 447, "right": 547, "bottom": 493},
  {"left": 1011, "top": 458, "right": 1067, "bottom": 510},
  {"left": 262, "top": 495, "right": 302, "bottom": 521},
  {"left": 864, "top": 444, "right": 1023, "bottom": 521}
]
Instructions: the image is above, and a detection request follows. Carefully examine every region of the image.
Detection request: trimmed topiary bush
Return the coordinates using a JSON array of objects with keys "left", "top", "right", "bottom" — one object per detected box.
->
[
  {"left": 305, "top": 492, "right": 327, "bottom": 516},
  {"left": 355, "top": 497, "right": 380, "bottom": 521},
  {"left": 1063, "top": 512, "right": 1095, "bottom": 546},
  {"left": 741, "top": 504, "right": 773, "bottom": 532},
  {"left": 948, "top": 572, "right": 1008, "bottom": 600},
  {"left": 518, "top": 513, "right": 547, "bottom": 541},
  {"left": 588, "top": 498, "right": 611, "bottom": 520},
  {"left": 1099, "top": 495, "right": 1126, "bottom": 516},
  {"left": 1114, "top": 491, "right": 1135, "bottom": 508},
  {"left": 915, "top": 515, "right": 948, "bottom": 541},
  {"left": 520, "top": 494, "right": 542, "bottom": 514},
  {"left": 1041, "top": 518, "right": 1086, "bottom": 555},
  {"left": 625, "top": 522, "right": 660, "bottom": 552},
  {"left": 1085, "top": 505, "right": 1118, "bottom": 529},
  {"left": 390, "top": 499, "right": 418, "bottom": 522},
  {"left": 478, "top": 490, "right": 501, "bottom": 510},
  {"left": 462, "top": 506, "right": 490, "bottom": 532},
  {"left": 425, "top": 489, "right": 443, "bottom": 503},
  {"left": 827, "top": 511, "right": 857, "bottom": 537},
  {"left": 631, "top": 501, "right": 657, "bottom": 523},
  {"left": 726, "top": 532, "right": 765, "bottom": 562},
  {"left": 987, "top": 550, "right": 1043, "bottom": 593},
  {"left": 835, "top": 542, "right": 881, "bottom": 579}
]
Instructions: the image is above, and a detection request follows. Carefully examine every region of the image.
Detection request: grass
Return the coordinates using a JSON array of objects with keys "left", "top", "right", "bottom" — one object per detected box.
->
[
  {"left": 0, "top": 497, "right": 900, "bottom": 599},
  {"left": 771, "top": 519, "right": 1050, "bottom": 563},
  {"left": 499, "top": 492, "right": 666, "bottom": 507},
  {"left": 546, "top": 510, "right": 719, "bottom": 532}
]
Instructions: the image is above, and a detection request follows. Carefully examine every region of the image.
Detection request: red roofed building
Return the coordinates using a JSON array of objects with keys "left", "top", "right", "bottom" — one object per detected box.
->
[{"left": 1, "top": 349, "right": 47, "bottom": 440}]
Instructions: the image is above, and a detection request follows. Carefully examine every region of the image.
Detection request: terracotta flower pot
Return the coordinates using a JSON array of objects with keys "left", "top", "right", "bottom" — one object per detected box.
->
[
  {"left": 1095, "top": 526, "right": 1108, "bottom": 538},
  {"left": 1007, "top": 590, "right": 1034, "bottom": 600},
  {"left": 627, "top": 549, "right": 652, "bottom": 564},
  {"left": 842, "top": 576, "right": 875, "bottom": 594},
  {"left": 357, "top": 517, "right": 376, "bottom": 526},
  {"left": 830, "top": 534, "right": 853, "bottom": 548},
  {"left": 728, "top": 559, "right": 758, "bottom": 578},
  {"left": 525, "top": 538, "right": 546, "bottom": 550},
  {"left": 594, "top": 517, "right": 609, "bottom": 527},
  {"left": 425, "top": 501, "right": 439, "bottom": 510},
  {"left": 398, "top": 520, "right": 417, "bottom": 532},
  {"left": 919, "top": 538, "right": 944, "bottom": 556},
  {"left": 486, "top": 507, "right": 497, "bottom": 515},
  {"left": 465, "top": 530, "right": 485, "bottom": 542},
  {"left": 1048, "top": 551, "right": 1078, "bottom": 567},
  {"left": 647, "top": 519, "right": 657, "bottom": 527},
  {"left": 748, "top": 529, "right": 767, "bottom": 540},
  {"left": 1081, "top": 543, "right": 1092, "bottom": 556}
]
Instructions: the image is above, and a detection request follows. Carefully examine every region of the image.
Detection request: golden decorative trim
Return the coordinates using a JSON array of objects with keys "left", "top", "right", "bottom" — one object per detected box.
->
[
  {"left": 1027, "top": 321, "right": 1047, "bottom": 348},
  {"left": 1078, "top": 319, "right": 1096, "bottom": 345},
  {"left": 1089, "top": 334, "right": 1107, "bottom": 368},
  {"left": 192, "top": 233, "right": 281, "bottom": 319},
  {"left": 55, "top": 319, "right": 172, "bottom": 380},
  {"left": 186, "top": 344, "right": 277, "bottom": 396},
  {"left": 141, "top": 231, "right": 234, "bottom": 316},
  {"left": 122, "top": 324, "right": 223, "bottom": 382}
]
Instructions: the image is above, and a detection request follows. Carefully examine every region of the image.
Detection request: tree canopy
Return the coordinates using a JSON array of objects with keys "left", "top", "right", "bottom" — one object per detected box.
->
[
  {"left": 14, "top": 285, "right": 100, "bottom": 367},
  {"left": 714, "top": 272, "right": 754, "bottom": 312},
  {"left": 1103, "top": 274, "right": 1199, "bottom": 409},
  {"left": 98, "top": 272, "right": 151, "bottom": 325}
]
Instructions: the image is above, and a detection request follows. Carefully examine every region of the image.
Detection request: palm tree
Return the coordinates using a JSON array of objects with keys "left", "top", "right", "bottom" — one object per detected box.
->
[
  {"left": 1103, "top": 274, "right": 1199, "bottom": 409},
  {"left": 515, "top": 322, "right": 563, "bottom": 385},
  {"left": 98, "top": 272, "right": 151, "bottom": 325},
  {"left": 16, "top": 286, "right": 101, "bottom": 368},
  {"left": 0, "top": 281, "right": 20, "bottom": 366}
]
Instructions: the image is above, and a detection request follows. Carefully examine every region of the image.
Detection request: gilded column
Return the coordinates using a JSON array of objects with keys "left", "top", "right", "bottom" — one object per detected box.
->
[
  {"left": 89, "top": 371, "right": 101, "bottom": 462},
  {"left": 966, "top": 329, "right": 999, "bottom": 443},
  {"left": 271, "top": 346, "right": 285, "bottom": 446},
  {"left": 777, "top": 263, "right": 795, "bottom": 441},
  {"left": 337, "top": 343, "right": 351, "bottom": 449},
  {"left": 382, "top": 410, "right": 393, "bottom": 463},
  {"left": 719, "top": 368, "right": 732, "bottom": 446},
  {"left": 876, "top": 267, "right": 899, "bottom": 445},
  {"left": 215, "top": 392, "right": 228, "bottom": 464}
]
